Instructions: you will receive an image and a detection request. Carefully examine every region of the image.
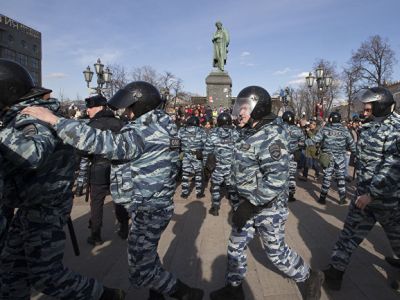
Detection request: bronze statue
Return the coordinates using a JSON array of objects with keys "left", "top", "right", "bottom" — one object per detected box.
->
[{"left": 212, "top": 21, "right": 230, "bottom": 72}]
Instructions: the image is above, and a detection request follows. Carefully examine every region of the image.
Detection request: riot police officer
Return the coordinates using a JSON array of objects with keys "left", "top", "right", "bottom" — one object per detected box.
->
[
  {"left": 310, "top": 111, "right": 356, "bottom": 205},
  {"left": 203, "top": 112, "right": 239, "bottom": 216},
  {"left": 178, "top": 116, "right": 207, "bottom": 199},
  {"left": 0, "top": 59, "right": 123, "bottom": 300},
  {"left": 324, "top": 87, "right": 400, "bottom": 291},
  {"left": 210, "top": 86, "right": 323, "bottom": 300},
  {"left": 282, "top": 110, "right": 305, "bottom": 202},
  {"left": 75, "top": 95, "right": 130, "bottom": 245},
  {"left": 23, "top": 81, "right": 204, "bottom": 300}
]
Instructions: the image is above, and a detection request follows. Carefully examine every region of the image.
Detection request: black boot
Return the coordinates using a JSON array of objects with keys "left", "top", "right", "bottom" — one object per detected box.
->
[
  {"left": 210, "top": 284, "right": 244, "bottom": 300},
  {"left": 288, "top": 193, "right": 296, "bottom": 202},
  {"left": 148, "top": 289, "right": 166, "bottom": 300},
  {"left": 169, "top": 279, "right": 204, "bottom": 300},
  {"left": 303, "top": 269, "right": 324, "bottom": 300},
  {"left": 317, "top": 195, "right": 326, "bottom": 205},
  {"left": 209, "top": 206, "right": 219, "bottom": 216},
  {"left": 87, "top": 230, "right": 103, "bottom": 246},
  {"left": 100, "top": 287, "right": 126, "bottom": 300},
  {"left": 323, "top": 265, "right": 344, "bottom": 291},
  {"left": 196, "top": 192, "right": 205, "bottom": 199},
  {"left": 386, "top": 256, "right": 400, "bottom": 268},
  {"left": 339, "top": 197, "right": 347, "bottom": 205},
  {"left": 118, "top": 222, "right": 129, "bottom": 240},
  {"left": 180, "top": 192, "right": 189, "bottom": 199}
]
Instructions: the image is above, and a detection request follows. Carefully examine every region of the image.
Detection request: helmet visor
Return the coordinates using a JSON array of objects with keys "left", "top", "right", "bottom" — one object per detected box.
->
[
  {"left": 356, "top": 88, "right": 383, "bottom": 104},
  {"left": 231, "top": 97, "right": 258, "bottom": 120},
  {"left": 108, "top": 88, "right": 136, "bottom": 110}
]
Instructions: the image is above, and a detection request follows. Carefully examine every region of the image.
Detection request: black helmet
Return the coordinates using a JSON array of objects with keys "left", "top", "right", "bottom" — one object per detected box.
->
[
  {"left": 85, "top": 94, "right": 107, "bottom": 108},
  {"left": 329, "top": 111, "right": 341, "bottom": 123},
  {"left": 108, "top": 81, "right": 162, "bottom": 118},
  {"left": 217, "top": 112, "right": 232, "bottom": 127},
  {"left": 358, "top": 87, "right": 395, "bottom": 118},
  {"left": 186, "top": 116, "right": 200, "bottom": 127},
  {"left": 0, "top": 59, "right": 51, "bottom": 109},
  {"left": 282, "top": 111, "right": 295, "bottom": 125},
  {"left": 232, "top": 86, "right": 272, "bottom": 121}
]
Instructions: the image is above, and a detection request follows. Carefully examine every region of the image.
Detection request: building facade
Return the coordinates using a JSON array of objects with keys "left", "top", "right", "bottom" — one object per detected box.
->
[{"left": 0, "top": 14, "right": 41, "bottom": 85}]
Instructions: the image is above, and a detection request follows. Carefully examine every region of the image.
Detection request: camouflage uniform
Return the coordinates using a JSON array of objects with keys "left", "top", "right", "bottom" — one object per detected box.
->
[
  {"left": 0, "top": 155, "right": 6, "bottom": 252},
  {"left": 76, "top": 156, "right": 90, "bottom": 193},
  {"left": 203, "top": 127, "right": 239, "bottom": 209},
  {"left": 227, "top": 118, "right": 310, "bottom": 286},
  {"left": 285, "top": 124, "right": 305, "bottom": 196},
  {"left": 0, "top": 98, "right": 103, "bottom": 300},
  {"left": 178, "top": 126, "right": 207, "bottom": 197},
  {"left": 54, "top": 109, "right": 181, "bottom": 295},
  {"left": 330, "top": 112, "right": 400, "bottom": 271},
  {"left": 311, "top": 123, "right": 356, "bottom": 202}
]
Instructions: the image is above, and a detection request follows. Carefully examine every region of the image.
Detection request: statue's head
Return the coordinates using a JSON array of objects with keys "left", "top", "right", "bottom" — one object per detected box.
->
[{"left": 215, "top": 21, "right": 222, "bottom": 29}]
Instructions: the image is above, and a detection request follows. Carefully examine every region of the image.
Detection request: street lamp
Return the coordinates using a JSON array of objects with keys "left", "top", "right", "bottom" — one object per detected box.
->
[
  {"left": 305, "top": 66, "right": 332, "bottom": 118},
  {"left": 83, "top": 58, "right": 112, "bottom": 95}
]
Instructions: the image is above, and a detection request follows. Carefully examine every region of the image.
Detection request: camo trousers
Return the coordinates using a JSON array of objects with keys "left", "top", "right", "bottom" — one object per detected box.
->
[
  {"left": 0, "top": 208, "right": 103, "bottom": 300},
  {"left": 226, "top": 205, "right": 310, "bottom": 285},
  {"left": 181, "top": 154, "right": 203, "bottom": 196},
  {"left": 211, "top": 165, "right": 238, "bottom": 209},
  {"left": 331, "top": 202, "right": 400, "bottom": 271},
  {"left": 321, "top": 153, "right": 346, "bottom": 201},
  {"left": 128, "top": 204, "right": 177, "bottom": 294},
  {"left": 289, "top": 154, "right": 297, "bottom": 195}
]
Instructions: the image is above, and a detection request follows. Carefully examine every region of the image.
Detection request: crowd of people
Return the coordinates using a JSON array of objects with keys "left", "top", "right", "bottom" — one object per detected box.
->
[{"left": 0, "top": 58, "right": 400, "bottom": 300}]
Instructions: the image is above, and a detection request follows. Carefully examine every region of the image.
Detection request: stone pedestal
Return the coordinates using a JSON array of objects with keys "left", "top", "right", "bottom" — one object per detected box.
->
[{"left": 205, "top": 71, "right": 232, "bottom": 109}]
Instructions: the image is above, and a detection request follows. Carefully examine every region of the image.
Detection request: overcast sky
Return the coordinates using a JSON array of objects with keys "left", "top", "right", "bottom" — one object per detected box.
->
[{"left": 3, "top": 0, "right": 400, "bottom": 100}]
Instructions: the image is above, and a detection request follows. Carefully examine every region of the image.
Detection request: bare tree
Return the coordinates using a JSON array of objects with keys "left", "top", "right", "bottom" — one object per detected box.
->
[
  {"left": 350, "top": 35, "right": 397, "bottom": 86},
  {"left": 131, "top": 66, "right": 160, "bottom": 89},
  {"left": 104, "top": 64, "right": 129, "bottom": 98},
  {"left": 342, "top": 65, "right": 362, "bottom": 120}
]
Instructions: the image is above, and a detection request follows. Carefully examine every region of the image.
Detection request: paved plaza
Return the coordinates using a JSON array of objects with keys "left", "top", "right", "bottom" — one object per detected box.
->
[{"left": 33, "top": 168, "right": 400, "bottom": 300}]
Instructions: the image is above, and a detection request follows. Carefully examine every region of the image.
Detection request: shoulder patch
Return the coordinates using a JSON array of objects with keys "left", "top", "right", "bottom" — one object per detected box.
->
[
  {"left": 269, "top": 143, "right": 282, "bottom": 161},
  {"left": 170, "top": 137, "right": 181, "bottom": 150},
  {"left": 22, "top": 124, "right": 38, "bottom": 136}
]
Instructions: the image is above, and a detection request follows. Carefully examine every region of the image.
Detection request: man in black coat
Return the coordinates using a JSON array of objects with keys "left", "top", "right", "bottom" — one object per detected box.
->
[{"left": 76, "top": 95, "right": 129, "bottom": 245}]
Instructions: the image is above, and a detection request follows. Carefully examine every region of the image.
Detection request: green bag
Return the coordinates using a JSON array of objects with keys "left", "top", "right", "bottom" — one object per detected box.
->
[{"left": 318, "top": 152, "right": 332, "bottom": 169}]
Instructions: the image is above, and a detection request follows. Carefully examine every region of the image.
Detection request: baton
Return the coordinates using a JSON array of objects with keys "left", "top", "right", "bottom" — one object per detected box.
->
[{"left": 67, "top": 217, "right": 80, "bottom": 256}]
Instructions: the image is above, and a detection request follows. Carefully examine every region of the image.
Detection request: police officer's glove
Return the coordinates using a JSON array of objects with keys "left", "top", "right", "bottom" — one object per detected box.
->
[
  {"left": 232, "top": 200, "right": 260, "bottom": 232},
  {"left": 75, "top": 185, "right": 84, "bottom": 197}
]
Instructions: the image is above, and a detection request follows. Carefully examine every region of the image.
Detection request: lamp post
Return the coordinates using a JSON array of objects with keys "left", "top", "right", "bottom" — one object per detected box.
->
[
  {"left": 83, "top": 58, "right": 112, "bottom": 96},
  {"left": 305, "top": 66, "right": 332, "bottom": 118}
]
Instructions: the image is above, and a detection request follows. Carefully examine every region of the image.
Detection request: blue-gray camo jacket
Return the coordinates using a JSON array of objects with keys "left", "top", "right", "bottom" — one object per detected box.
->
[
  {"left": 285, "top": 124, "right": 305, "bottom": 154},
  {"left": 356, "top": 112, "right": 400, "bottom": 209},
  {"left": 0, "top": 98, "right": 75, "bottom": 217},
  {"left": 203, "top": 126, "right": 239, "bottom": 171},
  {"left": 231, "top": 118, "right": 290, "bottom": 206},
  {"left": 54, "top": 109, "right": 179, "bottom": 211},
  {"left": 178, "top": 126, "right": 207, "bottom": 157},
  {"left": 311, "top": 123, "right": 356, "bottom": 156}
]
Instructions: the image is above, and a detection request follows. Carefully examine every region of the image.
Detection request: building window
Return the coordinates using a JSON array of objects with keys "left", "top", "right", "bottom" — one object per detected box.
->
[
  {"left": 16, "top": 53, "right": 28, "bottom": 66},
  {"left": 30, "top": 57, "right": 39, "bottom": 69},
  {"left": 7, "top": 34, "right": 14, "bottom": 43},
  {"left": 2, "top": 48, "right": 16, "bottom": 60},
  {"left": 32, "top": 44, "right": 37, "bottom": 53},
  {"left": 21, "top": 40, "right": 27, "bottom": 48}
]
